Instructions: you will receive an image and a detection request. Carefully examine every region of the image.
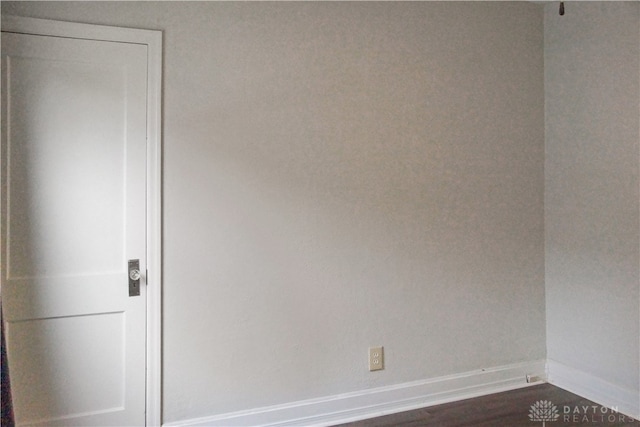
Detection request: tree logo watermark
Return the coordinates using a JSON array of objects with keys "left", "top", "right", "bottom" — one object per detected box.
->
[{"left": 529, "top": 400, "right": 560, "bottom": 426}]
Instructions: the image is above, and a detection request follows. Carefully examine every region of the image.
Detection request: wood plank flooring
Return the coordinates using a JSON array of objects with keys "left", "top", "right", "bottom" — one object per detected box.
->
[{"left": 334, "top": 383, "right": 639, "bottom": 427}]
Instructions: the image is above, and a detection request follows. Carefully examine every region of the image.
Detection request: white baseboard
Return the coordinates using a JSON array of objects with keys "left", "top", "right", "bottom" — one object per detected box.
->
[
  {"left": 163, "top": 359, "right": 546, "bottom": 427},
  {"left": 547, "top": 359, "right": 640, "bottom": 420}
]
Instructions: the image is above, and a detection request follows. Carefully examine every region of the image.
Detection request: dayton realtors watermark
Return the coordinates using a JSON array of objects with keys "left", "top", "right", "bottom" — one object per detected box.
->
[
  {"left": 529, "top": 400, "right": 636, "bottom": 425},
  {"left": 561, "top": 404, "right": 634, "bottom": 423}
]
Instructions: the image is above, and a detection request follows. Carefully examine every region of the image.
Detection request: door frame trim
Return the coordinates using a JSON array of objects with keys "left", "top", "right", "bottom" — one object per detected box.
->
[{"left": 1, "top": 15, "right": 163, "bottom": 427}]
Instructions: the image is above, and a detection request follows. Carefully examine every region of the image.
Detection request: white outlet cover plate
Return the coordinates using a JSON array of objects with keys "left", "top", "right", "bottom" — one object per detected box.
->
[{"left": 369, "top": 346, "right": 384, "bottom": 371}]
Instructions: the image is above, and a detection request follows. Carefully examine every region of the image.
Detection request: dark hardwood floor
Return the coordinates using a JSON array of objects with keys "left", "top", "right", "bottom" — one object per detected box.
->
[{"left": 334, "top": 383, "right": 640, "bottom": 427}]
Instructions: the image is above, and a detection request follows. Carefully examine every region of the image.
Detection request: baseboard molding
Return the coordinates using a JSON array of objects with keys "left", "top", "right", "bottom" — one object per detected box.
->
[
  {"left": 163, "top": 359, "right": 546, "bottom": 427},
  {"left": 547, "top": 359, "right": 640, "bottom": 420}
]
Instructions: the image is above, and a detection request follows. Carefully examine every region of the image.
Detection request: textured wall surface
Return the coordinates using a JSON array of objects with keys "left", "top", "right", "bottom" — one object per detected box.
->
[
  {"left": 545, "top": 1, "right": 640, "bottom": 395},
  {"left": 2, "top": 2, "right": 546, "bottom": 424}
]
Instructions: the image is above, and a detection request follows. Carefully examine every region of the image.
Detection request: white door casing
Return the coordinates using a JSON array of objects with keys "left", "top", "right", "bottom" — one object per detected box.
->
[{"left": 0, "top": 16, "right": 162, "bottom": 427}]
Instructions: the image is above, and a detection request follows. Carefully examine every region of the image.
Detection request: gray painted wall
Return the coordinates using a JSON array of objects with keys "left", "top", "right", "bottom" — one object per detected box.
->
[
  {"left": 545, "top": 1, "right": 640, "bottom": 395},
  {"left": 2, "top": 2, "right": 547, "bottom": 424}
]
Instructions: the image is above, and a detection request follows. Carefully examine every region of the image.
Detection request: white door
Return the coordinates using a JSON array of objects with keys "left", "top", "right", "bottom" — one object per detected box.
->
[{"left": 1, "top": 30, "right": 148, "bottom": 426}]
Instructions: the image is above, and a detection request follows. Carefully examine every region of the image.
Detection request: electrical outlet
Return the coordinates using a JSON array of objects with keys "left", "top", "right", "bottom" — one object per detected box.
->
[{"left": 369, "top": 346, "right": 384, "bottom": 371}]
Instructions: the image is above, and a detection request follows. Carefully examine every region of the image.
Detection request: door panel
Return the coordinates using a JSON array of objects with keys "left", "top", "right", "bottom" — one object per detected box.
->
[
  {"left": 7, "top": 55, "right": 127, "bottom": 278},
  {"left": 8, "top": 312, "right": 125, "bottom": 419},
  {"left": 1, "top": 32, "right": 147, "bottom": 426}
]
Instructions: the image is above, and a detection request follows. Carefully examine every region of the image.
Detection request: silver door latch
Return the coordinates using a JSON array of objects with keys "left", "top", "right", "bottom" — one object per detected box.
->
[{"left": 129, "top": 259, "right": 141, "bottom": 297}]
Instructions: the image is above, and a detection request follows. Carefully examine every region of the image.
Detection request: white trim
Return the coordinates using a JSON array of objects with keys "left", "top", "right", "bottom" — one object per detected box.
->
[
  {"left": 547, "top": 359, "right": 640, "bottom": 420},
  {"left": 163, "top": 360, "right": 546, "bottom": 427},
  {"left": 144, "top": 27, "right": 164, "bottom": 427},
  {"left": 1, "top": 15, "right": 159, "bottom": 46},
  {"left": 1, "top": 16, "right": 164, "bottom": 427}
]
